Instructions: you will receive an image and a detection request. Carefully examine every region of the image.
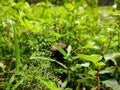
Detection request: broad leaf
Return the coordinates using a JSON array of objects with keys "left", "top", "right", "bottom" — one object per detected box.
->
[
  {"left": 39, "top": 78, "right": 60, "bottom": 90},
  {"left": 104, "top": 53, "right": 120, "bottom": 65},
  {"left": 104, "top": 53, "right": 120, "bottom": 61},
  {"left": 102, "top": 79, "right": 120, "bottom": 90},
  {"left": 99, "top": 66, "right": 115, "bottom": 74},
  {"left": 78, "top": 54, "right": 102, "bottom": 64}
]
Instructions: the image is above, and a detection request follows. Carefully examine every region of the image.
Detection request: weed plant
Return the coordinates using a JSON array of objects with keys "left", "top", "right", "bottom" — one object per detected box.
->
[{"left": 0, "top": 0, "right": 120, "bottom": 90}]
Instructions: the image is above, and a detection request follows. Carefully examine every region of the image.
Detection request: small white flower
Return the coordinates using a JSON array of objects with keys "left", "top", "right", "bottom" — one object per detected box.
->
[{"left": 112, "top": 3, "right": 117, "bottom": 9}]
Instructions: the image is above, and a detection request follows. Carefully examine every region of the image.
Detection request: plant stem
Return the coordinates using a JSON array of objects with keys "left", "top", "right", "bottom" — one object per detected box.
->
[
  {"left": 103, "top": 31, "right": 112, "bottom": 54},
  {"left": 118, "top": 29, "right": 120, "bottom": 51},
  {"left": 96, "top": 70, "right": 100, "bottom": 90}
]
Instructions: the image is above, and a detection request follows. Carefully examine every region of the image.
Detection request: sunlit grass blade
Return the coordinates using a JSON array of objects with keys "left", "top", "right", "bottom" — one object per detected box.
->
[
  {"left": 13, "top": 24, "right": 20, "bottom": 74},
  {"left": 56, "top": 46, "right": 67, "bottom": 57},
  {"left": 30, "top": 56, "right": 68, "bottom": 69}
]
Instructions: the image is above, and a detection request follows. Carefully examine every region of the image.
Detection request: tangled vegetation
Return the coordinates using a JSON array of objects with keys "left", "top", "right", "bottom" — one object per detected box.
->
[{"left": 0, "top": 0, "right": 120, "bottom": 90}]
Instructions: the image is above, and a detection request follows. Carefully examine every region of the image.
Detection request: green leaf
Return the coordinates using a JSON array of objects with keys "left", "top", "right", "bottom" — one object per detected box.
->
[
  {"left": 44, "top": 18, "right": 53, "bottom": 24},
  {"left": 104, "top": 53, "right": 120, "bottom": 61},
  {"left": 64, "top": 3, "right": 75, "bottom": 11},
  {"left": 71, "top": 63, "right": 90, "bottom": 71},
  {"left": 104, "top": 53, "right": 120, "bottom": 65},
  {"left": 85, "top": 41, "right": 95, "bottom": 49},
  {"left": 39, "top": 78, "right": 61, "bottom": 90},
  {"left": 23, "top": 18, "right": 33, "bottom": 30},
  {"left": 53, "top": 32, "right": 61, "bottom": 38},
  {"left": 88, "top": 70, "right": 97, "bottom": 76},
  {"left": 78, "top": 54, "right": 102, "bottom": 64},
  {"left": 102, "top": 79, "right": 120, "bottom": 90},
  {"left": 0, "top": 62, "right": 6, "bottom": 71},
  {"left": 11, "top": 77, "right": 26, "bottom": 90},
  {"left": 67, "top": 45, "right": 72, "bottom": 57},
  {"left": 61, "top": 79, "right": 68, "bottom": 89},
  {"left": 56, "top": 46, "right": 67, "bottom": 57},
  {"left": 99, "top": 66, "right": 115, "bottom": 74},
  {"left": 12, "top": 22, "right": 20, "bottom": 74},
  {"left": 19, "top": 17, "right": 26, "bottom": 27},
  {"left": 96, "top": 62, "right": 105, "bottom": 70},
  {"left": 64, "top": 88, "right": 73, "bottom": 90},
  {"left": 6, "top": 75, "right": 15, "bottom": 90},
  {"left": 81, "top": 62, "right": 90, "bottom": 67}
]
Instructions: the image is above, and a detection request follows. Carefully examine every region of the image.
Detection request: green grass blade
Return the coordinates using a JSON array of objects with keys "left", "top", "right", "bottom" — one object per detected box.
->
[
  {"left": 13, "top": 24, "right": 20, "bottom": 74},
  {"left": 6, "top": 75, "right": 15, "bottom": 90}
]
